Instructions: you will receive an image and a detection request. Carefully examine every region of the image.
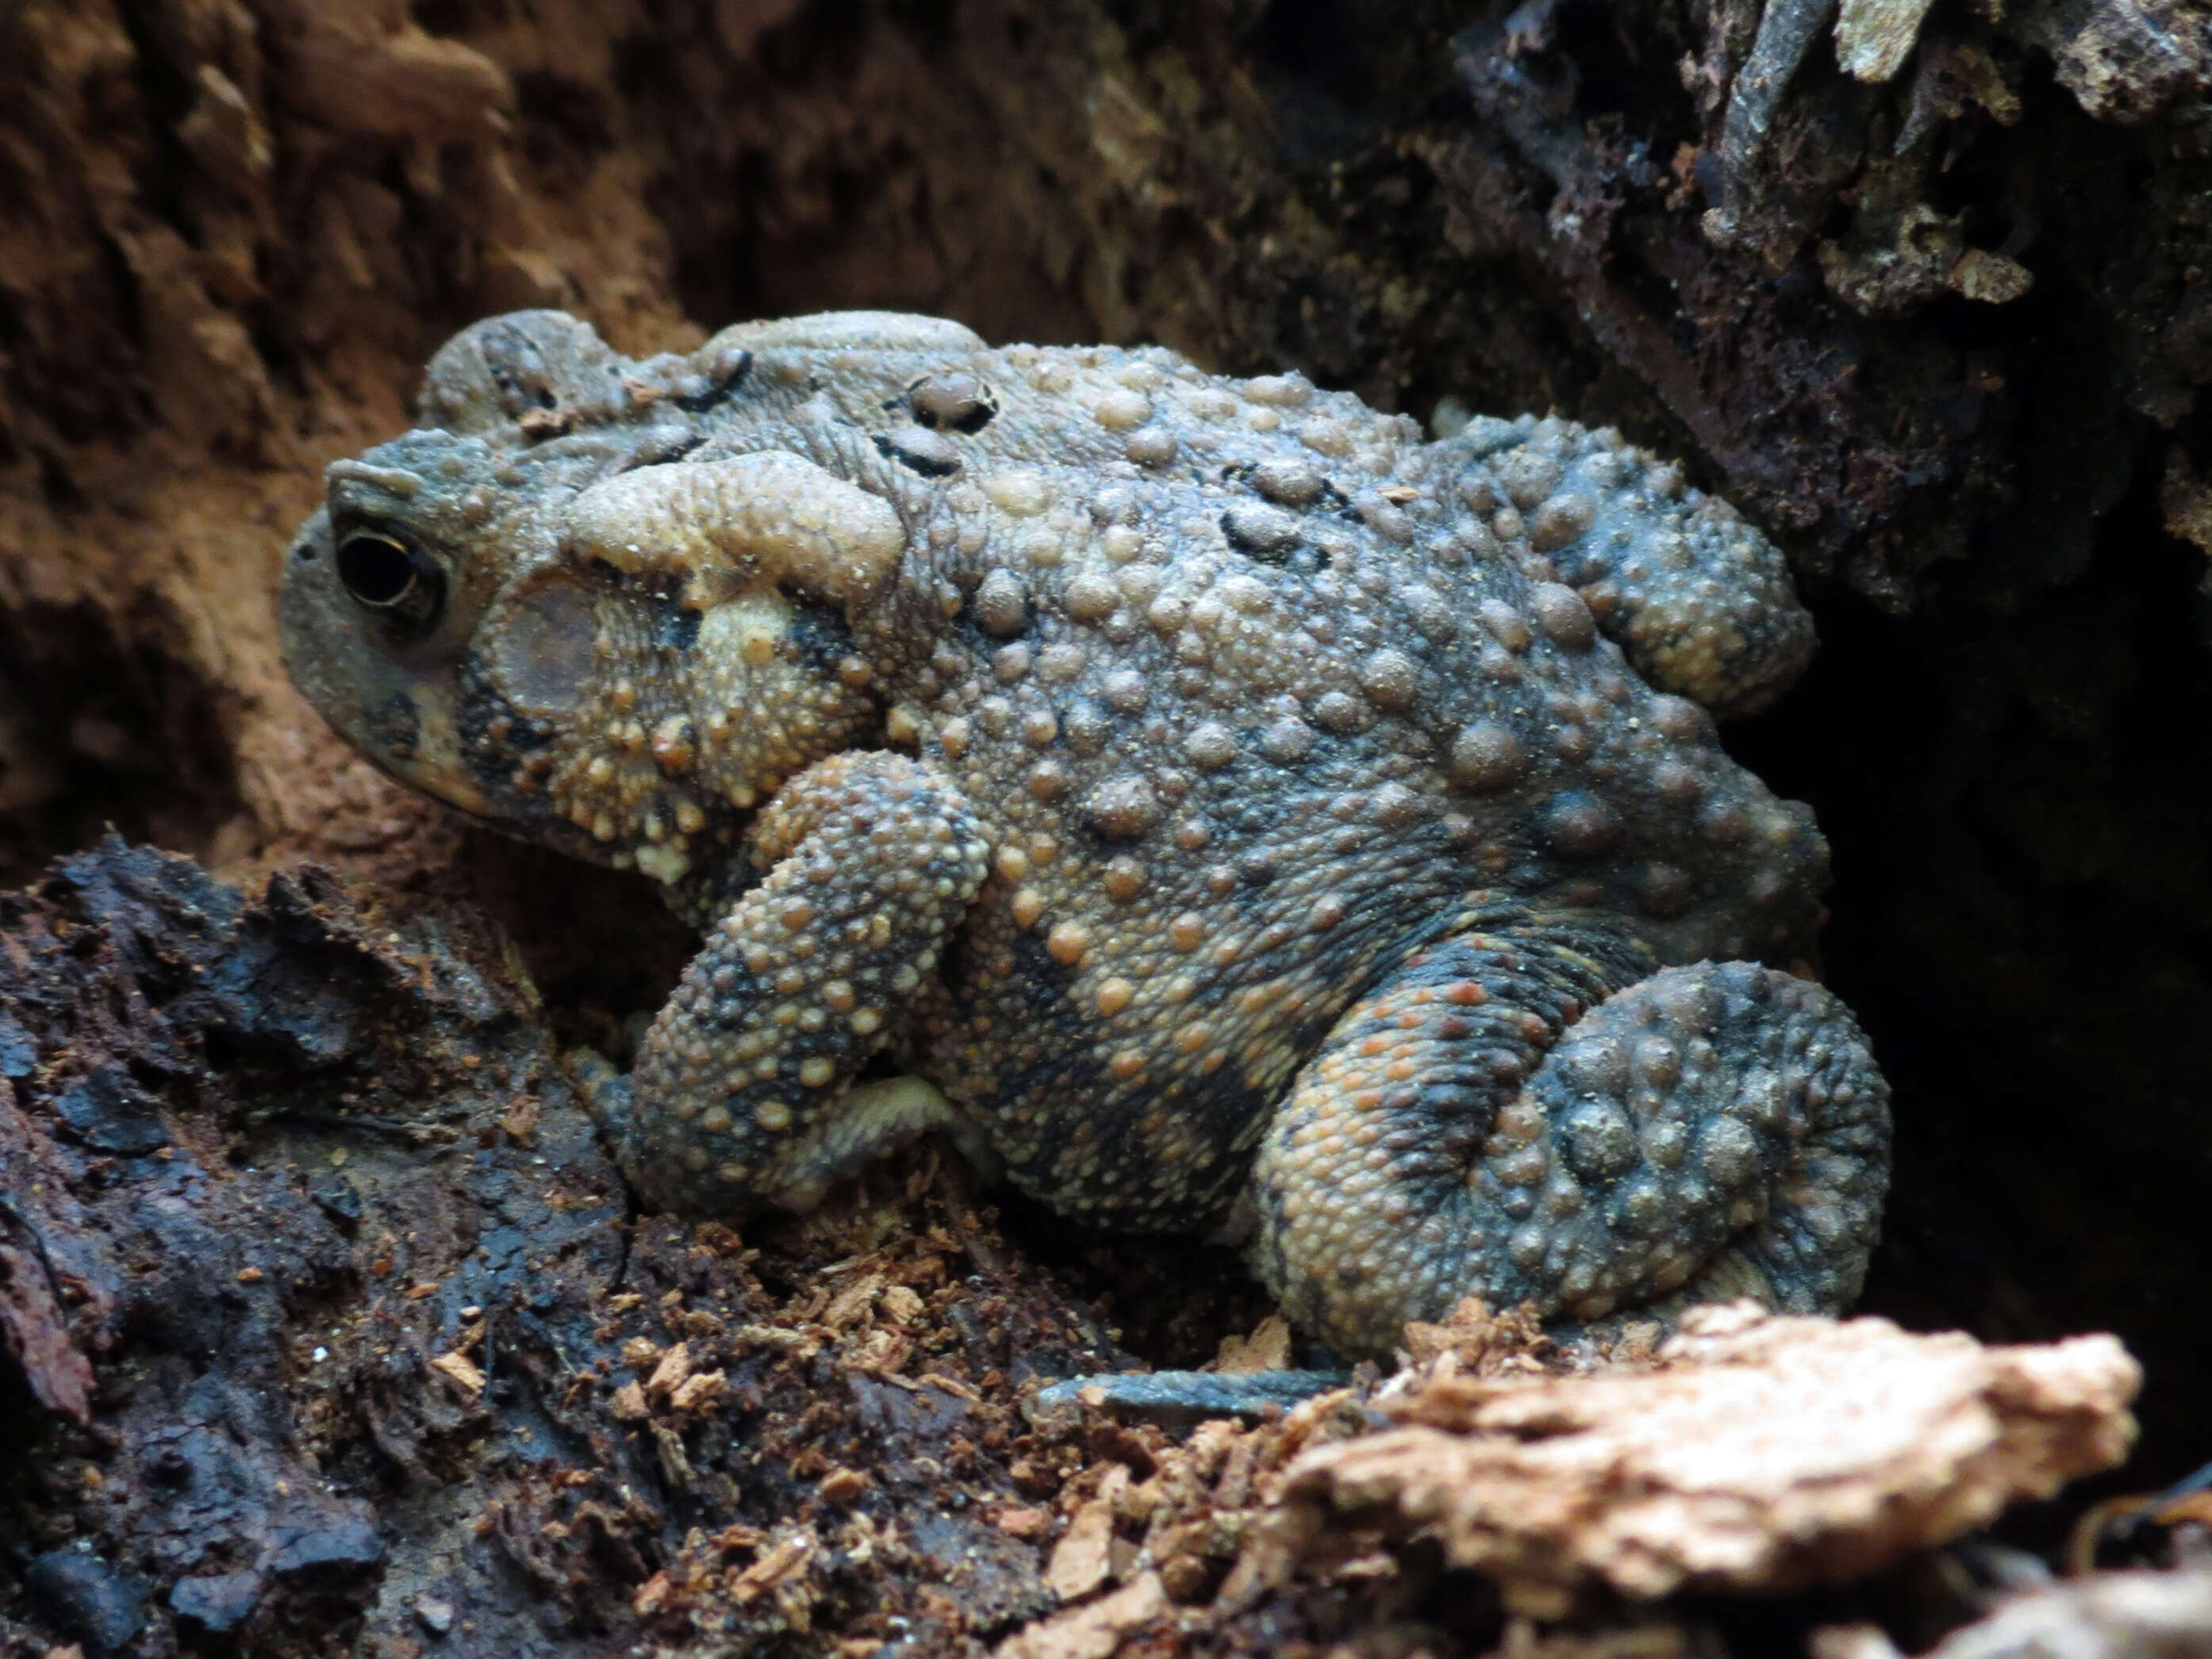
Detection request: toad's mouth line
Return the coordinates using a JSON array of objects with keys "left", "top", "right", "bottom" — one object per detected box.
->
[{"left": 364, "top": 739, "right": 774, "bottom": 885}]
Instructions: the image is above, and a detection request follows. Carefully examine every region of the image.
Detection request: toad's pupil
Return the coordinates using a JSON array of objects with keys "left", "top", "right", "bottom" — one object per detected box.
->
[{"left": 337, "top": 533, "right": 417, "bottom": 605}]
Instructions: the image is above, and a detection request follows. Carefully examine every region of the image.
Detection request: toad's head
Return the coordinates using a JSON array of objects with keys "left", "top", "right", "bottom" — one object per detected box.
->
[{"left": 280, "top": 309, "right": 903, "bottom": 887}]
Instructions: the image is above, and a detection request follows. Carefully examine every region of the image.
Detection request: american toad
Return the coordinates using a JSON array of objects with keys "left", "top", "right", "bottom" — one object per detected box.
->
[{"left": 280, "top": 309, "right": 1888, "bottom": 1352}]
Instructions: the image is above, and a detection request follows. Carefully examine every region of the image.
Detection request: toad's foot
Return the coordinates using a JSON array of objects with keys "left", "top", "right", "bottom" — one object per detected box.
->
[
  {"left": 1249, "top": 904, "right": 1890, "bottom": 1354},
  {"left": 1449, "top": 415, "right": 1816, "bottom": 719},
  {"left": 621, "top": 751, "right": 990, "bottom": 1213}
]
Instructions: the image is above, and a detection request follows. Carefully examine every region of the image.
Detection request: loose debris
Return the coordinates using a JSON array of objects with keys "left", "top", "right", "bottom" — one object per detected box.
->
[
  {"left": 0, "top": 839, "right": 2168, "bottom": 1657},
  {"left": 0, "top": 841, "right": 1139, "bottom": 1656}
]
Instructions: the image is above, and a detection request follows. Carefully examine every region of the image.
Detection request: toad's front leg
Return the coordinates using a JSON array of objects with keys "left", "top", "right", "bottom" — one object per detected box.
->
[{"left": 619, "top": 751, "right": 990, "bottom": 1215}]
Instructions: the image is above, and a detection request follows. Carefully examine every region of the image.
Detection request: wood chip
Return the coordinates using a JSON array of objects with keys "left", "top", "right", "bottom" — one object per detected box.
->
[
  {"left": 731, "top": 1527, "right": 815, "bottom": 1603},
  {"left": 651, "top": 1422, "right": 691, "bottom": 1488},
  {"left": 993, "top": 1505, "right": 1052, "bottom": 1538},
  {"left": 881, "top": 1284, "right": 925, "bottom": 1324},
  {"left": 1212, "top": 1313, "right": 1292, "bottom": 1374},
  {"left": 670, "top": 1369, "right": 726, "bottom": 1412},
  {"left": 645, "top": 1339, "right": 691, "bottom": 1398},
  {"left": 1046, "top": 1498, "right": 1116, "bottom": 1602},
  {"left": 429, "top": 1350, "right": 486, "bottom": 1396},
  {"left": 996, "top": 1571, "right": 1167, "bottom": 1659},
  {"left": 823, "top": 1273, "right": 885, "bottom": 1332}
]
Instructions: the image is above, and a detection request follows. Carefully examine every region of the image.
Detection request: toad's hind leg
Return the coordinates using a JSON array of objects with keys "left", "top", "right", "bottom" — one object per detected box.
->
[
  {"left": 619, "top": 751, "right": 990, "bottom": 1215},
  {"left": 1249, "top": 908, "right": 1889, "bottom": 1354}
]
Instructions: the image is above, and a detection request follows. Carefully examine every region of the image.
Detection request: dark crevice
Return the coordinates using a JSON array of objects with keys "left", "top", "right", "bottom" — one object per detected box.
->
[
  {"left": 109, "top": 0, "right": 204, "bottom": 250},
  {"left": 1731, "top": 440, "right": 2212, "bottom": 1481},
  {"left": 0, "top": 601, "right": 245, "bottom": 889}
]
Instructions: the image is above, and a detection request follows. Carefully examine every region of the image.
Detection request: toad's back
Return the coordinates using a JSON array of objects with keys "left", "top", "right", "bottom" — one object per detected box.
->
[{"left": 799, "top": 334, "right": 1830, "bottom": 1232}]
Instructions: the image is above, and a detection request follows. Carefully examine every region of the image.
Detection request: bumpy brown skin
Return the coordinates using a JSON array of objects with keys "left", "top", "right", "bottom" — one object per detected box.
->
[{"left": 279, "top": 309, "right": 1889, "bottom": 1354}]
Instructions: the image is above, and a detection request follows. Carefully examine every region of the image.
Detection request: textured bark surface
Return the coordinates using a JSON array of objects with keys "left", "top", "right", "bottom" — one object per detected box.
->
[{"left": 4, "top": 1, "right": 2212, "bottom": 1654}]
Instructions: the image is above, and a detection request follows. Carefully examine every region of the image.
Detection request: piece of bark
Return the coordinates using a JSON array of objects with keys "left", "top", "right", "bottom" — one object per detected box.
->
[{"left": 1253, "top": 1304, "right": 2140, "bottom": 1615}]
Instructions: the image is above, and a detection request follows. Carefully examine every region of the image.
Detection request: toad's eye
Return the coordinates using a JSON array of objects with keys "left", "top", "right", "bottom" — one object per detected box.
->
[{"left": 336, "top": 528, "right": 445, "bottom": 633}]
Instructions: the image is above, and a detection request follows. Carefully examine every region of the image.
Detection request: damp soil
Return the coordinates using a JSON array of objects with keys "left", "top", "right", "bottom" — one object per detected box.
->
[{"left": 4, "top": 2, "right": 2212, "bottom": 1655}]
